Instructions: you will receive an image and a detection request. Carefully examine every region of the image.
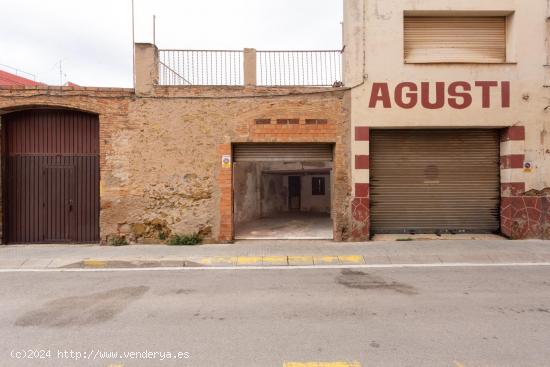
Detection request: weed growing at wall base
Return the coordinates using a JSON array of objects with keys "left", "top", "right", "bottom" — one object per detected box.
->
[
  {"left": 168, "top": 233, "right": 202, "bottom": 246},
  {"left": 108, "top": 235, "right": 129, "bottom": 246}
]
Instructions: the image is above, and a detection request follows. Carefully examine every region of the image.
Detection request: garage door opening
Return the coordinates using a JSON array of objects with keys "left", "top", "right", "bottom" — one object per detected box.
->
[
  {"left": 233, "top": 144, "right": 333, "bottom": 240},
  {"left": 370, "top": 129, "right": 500, "bottom": 235},
  {"left": 2, "top": 109, "right": 100, "bottom": 244}
]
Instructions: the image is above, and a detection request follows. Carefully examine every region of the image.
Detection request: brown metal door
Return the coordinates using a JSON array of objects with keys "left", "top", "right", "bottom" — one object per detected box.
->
[
  {"left": 4, "top": 109, "right": 99, "bottom": 243},
  {"left": 288, "top": 176, "right": 301, "bottom": 211},
  {"left": 43, "top": 165, "right": 75, "bottom": 242},
  {"left": 370, "top": 129, "right": 500, "bottom": 234}
]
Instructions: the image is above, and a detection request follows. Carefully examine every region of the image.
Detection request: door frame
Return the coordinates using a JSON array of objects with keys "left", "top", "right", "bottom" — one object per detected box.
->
[{"left": 288, "top": 175, "right": 301, "bottom": 211}]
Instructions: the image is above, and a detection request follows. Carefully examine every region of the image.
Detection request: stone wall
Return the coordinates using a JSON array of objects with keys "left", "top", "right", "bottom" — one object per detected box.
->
[
  {"left": 501, "top": 196, "right": 550, "bottom": 240},
  {"left": 0, "top": 85, "right": 351, "bottom": 243}
]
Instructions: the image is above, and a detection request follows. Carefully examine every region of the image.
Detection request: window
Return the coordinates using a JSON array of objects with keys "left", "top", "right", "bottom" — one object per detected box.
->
[
  {"left": 404, "top": 16, "right": 507, "bottom": 63},
  {"left": 312, "top": 177, "right": 325, "bottom": 195}
]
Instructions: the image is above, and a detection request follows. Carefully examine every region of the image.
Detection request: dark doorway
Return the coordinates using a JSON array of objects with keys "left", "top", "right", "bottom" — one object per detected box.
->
[
  {"left": 3, "top": 109, "right": 100, "bottom": 244},
  {"left": 288, "top": 176, "right": 301, "bottom": 211},
  {"left": 232, "top": 143, "right": 334, "bottom": 240}
]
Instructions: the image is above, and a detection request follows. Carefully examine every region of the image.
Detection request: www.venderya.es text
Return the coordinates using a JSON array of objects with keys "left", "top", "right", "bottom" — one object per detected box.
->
[{"left": 10, "top": 349, "right": 191, "bottom": 361}]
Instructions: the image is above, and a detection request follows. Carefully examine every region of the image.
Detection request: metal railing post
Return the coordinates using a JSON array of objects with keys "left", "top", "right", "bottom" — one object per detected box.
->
[{"left": 243, "top": 48, "right": 257, "bottom": 86}]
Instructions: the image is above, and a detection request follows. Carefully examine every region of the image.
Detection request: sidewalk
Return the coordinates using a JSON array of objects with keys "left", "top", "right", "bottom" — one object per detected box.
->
[{"left": 1, "top": 239, "right": 550, "bottom": 270}]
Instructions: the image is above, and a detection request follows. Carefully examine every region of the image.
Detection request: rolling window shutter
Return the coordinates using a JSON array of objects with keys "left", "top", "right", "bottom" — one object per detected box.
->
[{"left": 404, "top": 17, "right": 506, "bottom": 63}]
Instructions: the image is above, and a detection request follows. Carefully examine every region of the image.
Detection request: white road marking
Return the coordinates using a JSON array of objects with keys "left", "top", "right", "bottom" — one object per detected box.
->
[{"left": 0, "top": 262, "right": 550, "bottom": 272}]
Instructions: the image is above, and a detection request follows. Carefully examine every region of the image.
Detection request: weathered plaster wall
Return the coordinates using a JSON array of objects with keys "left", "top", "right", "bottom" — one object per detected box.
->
[
  {"left": 344, "top": 0, "right": 550, "bottom": 190},
  {"left": 233, "top": 162, "right": 261, "bottom": 224},
  {"left": 300, "top": 175, "right": 331, "bottom": 213},
  {"left": 0, "top": 85, "right": 351, "bottom": 243},
  {"left": 343, "top": 0, "right": 550, "bottom": 239},
  {"left": 261, "top": 173, "right": 287, "bottom": 217}
]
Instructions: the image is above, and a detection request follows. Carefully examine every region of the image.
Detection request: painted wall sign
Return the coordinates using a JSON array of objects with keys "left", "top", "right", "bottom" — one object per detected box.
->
[{"left": 368, "top": 81, "right": 510, "bottom": 109}]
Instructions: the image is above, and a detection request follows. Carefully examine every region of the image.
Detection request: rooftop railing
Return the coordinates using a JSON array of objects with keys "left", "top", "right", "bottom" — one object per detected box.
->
[
  {"left": 257, "top": 50, "right": 342, "bottom": 87},
  {"left": 159, "top": 50, "right": 243, "bottom": 86},
  {"left": 158, "top": 48, "right": 342, "bottom": 87}
]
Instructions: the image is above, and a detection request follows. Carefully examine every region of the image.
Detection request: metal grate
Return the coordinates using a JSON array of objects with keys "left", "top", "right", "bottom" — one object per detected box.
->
[
  {"left": 159, "top": 50, "right": 243, "bottom": 86},
  {"left": 257, "top": 50, "right": 342, "bottom": 87}
]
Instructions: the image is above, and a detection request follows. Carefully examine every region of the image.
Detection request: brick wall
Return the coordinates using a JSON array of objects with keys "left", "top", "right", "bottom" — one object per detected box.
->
[{"left": 0, "top": 85, "right": 351, "bottom": 243}]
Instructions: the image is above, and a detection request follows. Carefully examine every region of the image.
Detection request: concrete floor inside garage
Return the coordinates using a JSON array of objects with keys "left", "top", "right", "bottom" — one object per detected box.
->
[
  {"left": 233, "top": 161, "right": 334, "bottom": 240},
  {"left": 235, "top": 212, "right": 333, "bottom": 240}
]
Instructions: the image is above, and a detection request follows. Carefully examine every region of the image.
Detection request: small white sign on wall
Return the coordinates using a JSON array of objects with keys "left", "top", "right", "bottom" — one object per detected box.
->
[{"left": 222, "top": 154, "right": 232, "bottom": 168}]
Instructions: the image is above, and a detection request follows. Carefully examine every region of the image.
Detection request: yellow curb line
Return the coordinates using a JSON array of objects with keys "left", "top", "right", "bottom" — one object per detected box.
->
[
  {"left": 313, "top": 256, "right": 339, "bottom": 265},
  {"left": 83, "top": 260, "right": 107, "bottom": 268},
  {"left": 288, "top": 256, "right": 314, "bottom": 266},
  {"left": 196, "top": 256, "right": 237, "bottom": 266},
  {"left": 338, "top": 255, "right": 365, "bottom": 265},
  {"left": 237, "top": 256, "right": 264, "bottom": 266},
  {"left": 262, "top": 256, "right": 288, "bottom": 265},
  {"left": 81, "top": 255, "right": 368, "bottom": 269}
]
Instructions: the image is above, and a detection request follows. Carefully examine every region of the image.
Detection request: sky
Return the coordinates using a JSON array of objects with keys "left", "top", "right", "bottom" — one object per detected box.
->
[{"left": 0, "top": 0, "right": 343, "bottom": 87}]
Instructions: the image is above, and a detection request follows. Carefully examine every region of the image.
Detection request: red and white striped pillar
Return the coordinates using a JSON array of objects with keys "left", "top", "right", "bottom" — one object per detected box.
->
[
  {"left": 351, "top": 126, "right": 370, "bottom": 240},
  {"left": 500, "top": 126, "right": 526, "bottom": 237}
]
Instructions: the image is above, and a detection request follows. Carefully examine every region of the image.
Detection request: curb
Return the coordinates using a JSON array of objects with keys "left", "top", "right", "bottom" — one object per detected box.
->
[
  {"left": 43, "top": 254, "right": 550, "bottom": 270},
  {"left": 2, "top": 262, "right": 550, "bottom": 273},
  {"left": 67, "top": 255, "right": 370, "bottom": 269}
]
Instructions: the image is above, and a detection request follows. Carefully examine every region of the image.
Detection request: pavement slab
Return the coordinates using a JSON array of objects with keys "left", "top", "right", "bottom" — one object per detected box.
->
[
  {"left": 313, "top": 256, "right": 340, "bottom": 265},
  {"left": 237, "top": 256, "right": 264, "bottom": 266},
  {"left": 17, "top": 258, "right": 53, "bottom": 269},
  {"left": 288, "top": 256, "right": 314, "bottom": 266},
  {"left": 262, "top": 256, "right": 289, "bottom": 266}
]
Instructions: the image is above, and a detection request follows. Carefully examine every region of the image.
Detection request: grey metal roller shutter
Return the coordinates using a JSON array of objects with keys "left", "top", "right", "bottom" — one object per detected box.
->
[
  {"left": 404, "top": 17, "right": 507, "bottom": 63},
  {"left": 233, "top": 144, "right": 333, "bottom": 162},
  {"left": 370, "top": 129, "right": 500, "bottom": 234}
]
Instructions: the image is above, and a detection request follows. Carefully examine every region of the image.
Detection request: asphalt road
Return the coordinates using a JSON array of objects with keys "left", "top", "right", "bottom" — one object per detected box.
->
[{"left": 1, "top": 266, "right": 550, "bottom": 367}]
